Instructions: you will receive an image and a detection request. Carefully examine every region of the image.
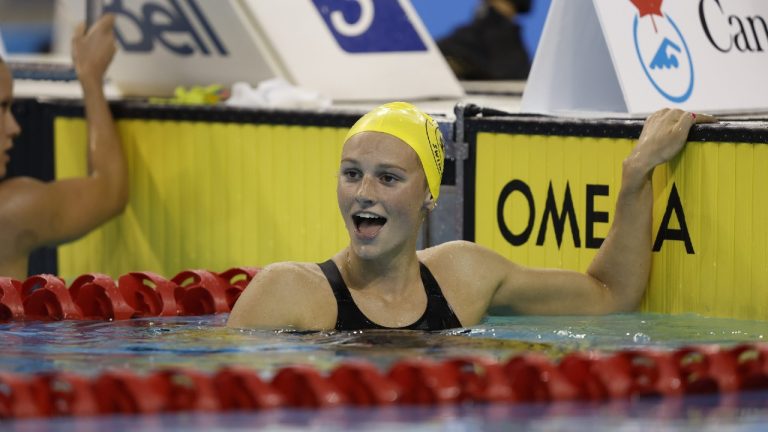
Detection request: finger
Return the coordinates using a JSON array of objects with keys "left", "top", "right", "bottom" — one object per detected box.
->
[
  {"left": 91, "top": 14, "right": 116, "bottom": 35},
  {"left": 693, "top": 112, "right": 717, "bottom": 124},
  {"left": 647, "top": 108, "right": 669, "bottom": 121},
  {"left": 74, "top": 22, "right": 86, "bottom": 37}
]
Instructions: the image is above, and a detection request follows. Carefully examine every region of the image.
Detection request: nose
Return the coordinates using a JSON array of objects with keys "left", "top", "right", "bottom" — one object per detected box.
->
[
  {"left": 3, "top": 110, "right": 20, "bottom": 148},
  {"left": 7, "top": 110, "right": 21, "bottom": 139},
  {"left": 355, "top": 174, "right": 376, "bottom": 206}
]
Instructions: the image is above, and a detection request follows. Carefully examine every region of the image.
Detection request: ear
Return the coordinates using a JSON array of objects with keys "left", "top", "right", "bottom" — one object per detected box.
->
[{"left": 422, "top": 190, "right": 436, "bottom": 212}]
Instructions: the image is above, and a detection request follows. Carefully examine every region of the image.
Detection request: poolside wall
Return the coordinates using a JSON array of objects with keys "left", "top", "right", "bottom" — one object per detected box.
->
[
  {"left": 464, "top": 112, "right": 768, "bottom": 320},
  {"left": 53, "top": 115, "right": 350, "bottom": 278},
  {"left": 10, "top": 100, "right": 768, "bottom": 320}
]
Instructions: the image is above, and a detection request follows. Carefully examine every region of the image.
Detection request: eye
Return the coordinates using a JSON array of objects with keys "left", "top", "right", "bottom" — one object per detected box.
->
[
  {"left": 380, "top": 174, "right": 399, "bottom": 184},
  {"left": 342, "top": 169, "right": 361, "bottom": 180}
]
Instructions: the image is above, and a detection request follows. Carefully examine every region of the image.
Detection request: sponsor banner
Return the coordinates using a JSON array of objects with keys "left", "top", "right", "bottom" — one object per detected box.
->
[
  {"left": 522, "top": 0, "right": 768, "bottom": 116},
  {"left": 474, "top": 133, "right": 768, "bottom": 320},
  {"left": 243, "top": 0, "right": 463, "bottom": 101},
  {"left": 103, "top": 0, "right": 278, "bottom": 96}
]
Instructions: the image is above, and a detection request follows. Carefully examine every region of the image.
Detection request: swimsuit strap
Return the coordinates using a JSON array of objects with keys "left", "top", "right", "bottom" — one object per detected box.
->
[
  {"left": 418, "top": 262, "right": 463, "bottom": 330},
  {"left": 318, "top": 259, "right": 376, "bottom": 329},
  {"left": 317, "top": 259, "right": 462, "bottom": 331}
]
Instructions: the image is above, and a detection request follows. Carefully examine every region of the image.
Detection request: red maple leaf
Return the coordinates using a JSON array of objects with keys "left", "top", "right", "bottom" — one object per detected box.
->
[
  {"left": 630, "top": 0, "right": 663, "bottom": 32},
  {"left": 629, "top": 0, "right": 663, "bottom": 17}
]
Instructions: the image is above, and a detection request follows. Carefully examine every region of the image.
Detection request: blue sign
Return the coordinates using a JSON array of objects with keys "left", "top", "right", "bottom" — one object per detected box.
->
[
  {"left": 312, "top": 0, "right": 427, "bottom": 53},
  {"left": 105, "top": 0, "right": 228, "bottom": 56}
]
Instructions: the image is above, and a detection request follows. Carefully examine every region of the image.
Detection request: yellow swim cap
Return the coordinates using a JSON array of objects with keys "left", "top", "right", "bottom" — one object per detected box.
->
[{"left": 344, "top": 102, "right": 445, "bottom": 200}]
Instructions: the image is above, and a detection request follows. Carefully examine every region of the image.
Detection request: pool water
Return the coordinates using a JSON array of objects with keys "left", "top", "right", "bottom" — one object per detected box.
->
[{"left": 2, "top": 313, "right": 768, "bottom": 430}]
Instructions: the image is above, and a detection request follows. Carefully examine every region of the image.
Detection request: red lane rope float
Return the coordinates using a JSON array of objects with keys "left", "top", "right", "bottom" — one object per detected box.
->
[
  {"left": 1, "top": 344, "right": 767, "bottom": 419},
  {"left": 118, "top": 272, "right": 179, "bottom": 317},
  {"left": 0, "top": 267, "right": 260, "bottom": 322},
  {"left": 0, "top": 279, "right": 24, "bottom": 321},
  {"left": 172, "top": 270, "right": 230, "bottom": 316}
]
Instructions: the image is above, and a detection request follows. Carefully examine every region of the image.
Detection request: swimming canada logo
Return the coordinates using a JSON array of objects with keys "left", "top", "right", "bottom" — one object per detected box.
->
[
  {"left": 312, "top": 0, "right": 427, "bottom": 53},
  {"left": 631, "top": 0, "right": 694, "bottom": 103}
]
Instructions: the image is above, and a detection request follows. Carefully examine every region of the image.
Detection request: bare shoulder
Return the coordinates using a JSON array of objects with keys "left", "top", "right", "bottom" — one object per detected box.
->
[
  {"left": 239, "top": 261, "right": 328, "bottom": 303},
  {"left": 417, "top": 241, "right": 514, "bottom": 326},
  {"left": 0, "top": 178, "right": 49, "bottom": 252},
  {"left": 227, "top": 261, "right": 336, "bottom": 330},
  {"left": 254, "top": 261, "right": 325, "bottom": 286},
  {"left": 418, "top": 240, "right": 505, "bottom": 269},
  {"left": 0, "top": 177, "right": 53, "bottom": 226},
  {"left": 0, "top": 177, "right": 45, "bottom": 203}
]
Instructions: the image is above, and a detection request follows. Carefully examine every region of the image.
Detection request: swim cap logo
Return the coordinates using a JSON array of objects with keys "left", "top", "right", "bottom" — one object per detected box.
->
[
  {"left": 631, "top": 0, "right": 694, "bottom": 103},
  {"left": 312, "top": 0, "right": 427, "bottom": 53},
  {"left": 425, "top": 121, "right": 444, "bottom": 177}
]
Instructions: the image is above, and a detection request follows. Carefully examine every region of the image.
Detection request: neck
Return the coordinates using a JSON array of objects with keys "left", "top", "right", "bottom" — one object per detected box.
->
[{"left": 337, "top": 245, "right": 421, "bottom": 299}]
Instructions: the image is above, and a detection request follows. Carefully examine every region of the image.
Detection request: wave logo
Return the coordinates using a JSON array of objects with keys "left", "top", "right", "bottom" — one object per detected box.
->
[
  {"left": 631, "top": 0, "right": 694, "bottom": 103},
  {"left": 312, "top": 0, "right": 427, "bottom": 53}
]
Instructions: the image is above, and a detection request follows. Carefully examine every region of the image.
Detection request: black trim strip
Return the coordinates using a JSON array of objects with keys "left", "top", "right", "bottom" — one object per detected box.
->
[
  {"left": 43, "top": 99, "right": 366, "bottom": 128},
  {"left": 466, "top": 115, "right": 768, "bottom": 144}
]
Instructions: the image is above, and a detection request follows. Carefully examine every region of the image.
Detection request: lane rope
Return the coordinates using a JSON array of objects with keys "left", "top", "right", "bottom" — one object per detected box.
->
[{"left": 0, "top": 344, "right": 766, "bottom": 418}]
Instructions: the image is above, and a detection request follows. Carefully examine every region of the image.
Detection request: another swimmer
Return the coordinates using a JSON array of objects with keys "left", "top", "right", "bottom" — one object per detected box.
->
[
  {"left": 0, "top": 15, "right": 127, "bottom": 279},
  {"left": 228, "top": 103, "right": 715, "bottom": 330}
]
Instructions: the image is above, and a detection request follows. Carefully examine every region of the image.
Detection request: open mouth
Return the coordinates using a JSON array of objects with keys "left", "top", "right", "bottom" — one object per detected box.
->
[{"left": 353, "top": 212, "right": 387, "bottom": 239}]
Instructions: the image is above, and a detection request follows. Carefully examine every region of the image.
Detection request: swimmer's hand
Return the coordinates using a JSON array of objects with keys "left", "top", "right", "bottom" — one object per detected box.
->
[
  {"left": 72, "top": 14, "right": 117, "bottom": 86},
  {"left": 625, "top": 109, "right": 717, "bottom": 180}
]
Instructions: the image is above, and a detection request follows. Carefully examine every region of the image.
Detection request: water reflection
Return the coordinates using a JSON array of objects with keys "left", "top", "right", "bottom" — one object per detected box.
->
[{"left": 0, "top": 313, "right": 766, "bottom": 376}]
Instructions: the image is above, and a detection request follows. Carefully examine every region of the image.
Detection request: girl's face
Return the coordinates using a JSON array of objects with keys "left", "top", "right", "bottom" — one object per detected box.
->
[{"left": 337, "top": 131, "right": 431, "bottom": 260}]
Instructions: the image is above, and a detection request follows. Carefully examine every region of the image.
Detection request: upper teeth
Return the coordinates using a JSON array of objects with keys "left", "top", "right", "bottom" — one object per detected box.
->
[{"left": 357, "top": 212, "right": 380, "bottom": 219}]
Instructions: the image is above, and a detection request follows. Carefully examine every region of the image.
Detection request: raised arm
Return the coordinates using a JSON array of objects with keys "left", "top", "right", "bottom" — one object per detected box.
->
[
  {"left": 487, "top": 109, "right": 715, "bottom": 315},
  {"left": 19, "top": 15, "right": 127, "bottom": 247}
]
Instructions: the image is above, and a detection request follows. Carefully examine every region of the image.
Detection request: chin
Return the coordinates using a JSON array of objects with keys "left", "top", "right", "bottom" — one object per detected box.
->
[{"left": 349, "top": 240, "right": 381, "bottom": 260}]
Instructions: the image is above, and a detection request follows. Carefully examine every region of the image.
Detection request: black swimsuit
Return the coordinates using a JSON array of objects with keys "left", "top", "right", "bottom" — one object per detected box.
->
[{"left": 318, "top": 259, "right": 462, "bottom": 331}]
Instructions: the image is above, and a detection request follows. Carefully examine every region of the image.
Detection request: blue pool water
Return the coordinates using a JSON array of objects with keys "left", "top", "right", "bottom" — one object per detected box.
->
[{"left": 2, "top": 313, "right": 768, "bottom": 430}]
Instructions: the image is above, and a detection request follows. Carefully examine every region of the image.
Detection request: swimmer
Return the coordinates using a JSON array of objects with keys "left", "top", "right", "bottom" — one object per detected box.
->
[
  {"left": 228, "top": 103, "right": 715, "bottom": 330},
  {"left": 0, "top": 15, "right": 127, "bottom": 279}
]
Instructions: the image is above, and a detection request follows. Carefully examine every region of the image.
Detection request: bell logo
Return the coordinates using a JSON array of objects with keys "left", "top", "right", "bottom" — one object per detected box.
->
[
  {"left": 631, "top": 0, "right": 694, "bottom": 103},
  {"left": 312, "top": 0, "right": 427, "bottom": 53},
  {"left": 105, "top": 0, "right": 228, "bottom": 56}
]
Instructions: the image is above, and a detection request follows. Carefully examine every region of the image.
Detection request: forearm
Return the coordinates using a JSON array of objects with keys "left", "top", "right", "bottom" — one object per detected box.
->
[
  {"left": 80, "top": 76, "right": 128, "bottom": 213},
  {"left": 586, "top": 157, "right": 654, "bottom": 312}
]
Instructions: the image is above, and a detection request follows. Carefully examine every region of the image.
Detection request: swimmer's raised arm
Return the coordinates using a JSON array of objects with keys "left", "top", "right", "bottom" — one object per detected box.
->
[
  {"left": 227, "top": 262, "right": 337, "bottom": 330},
  {"left": 16, "top": 15, "right": 127, "bottom": 247},
  {"left": 464, "top": 109, "right": 716, "bottom": 315}
]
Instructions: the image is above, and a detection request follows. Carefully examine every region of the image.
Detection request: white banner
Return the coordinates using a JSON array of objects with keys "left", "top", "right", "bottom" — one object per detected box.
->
[{"left": 522, "top": 0, "right": 768, "bottom": 116}]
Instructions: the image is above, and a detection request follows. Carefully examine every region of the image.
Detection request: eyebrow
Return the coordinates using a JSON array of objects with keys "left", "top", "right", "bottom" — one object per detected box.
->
[{"left": 340, "top": 159, "right": 408, "bottom": 172}]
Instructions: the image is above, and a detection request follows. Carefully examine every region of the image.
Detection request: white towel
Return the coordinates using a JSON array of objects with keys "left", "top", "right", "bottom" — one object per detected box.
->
[{"left": 226, "top": 78, "right": 332, "bottom": 110}]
